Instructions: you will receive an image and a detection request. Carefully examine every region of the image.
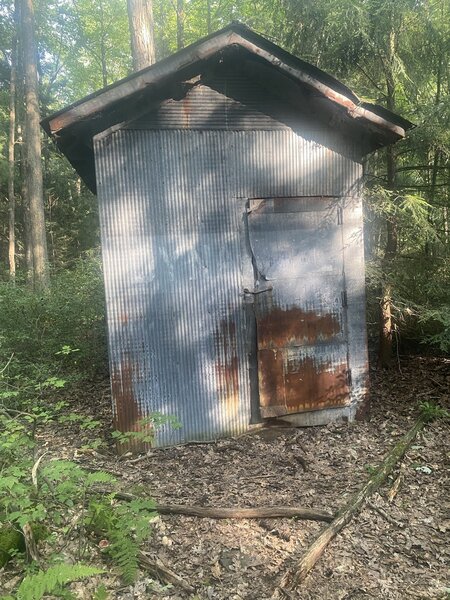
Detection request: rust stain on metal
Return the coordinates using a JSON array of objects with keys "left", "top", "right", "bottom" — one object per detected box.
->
[
  {"left": 258, "top": 349, "right": 285, "bottom": 410},
  {"left": 111, "top": 360, "right": 147, "bottom": 453},
  {"left": 256, "top": 306, "right": 349, "bottom": 417},
  {"left": 182, "top": 93, "right": 191, "bottom": 127},
  {"left": 215, "top": 319, "right": 239, "bottom": 416},
  {"left": 259, "top": 354, "right": 350, "bottom": 417},
  {"left": 257, "top": 306, "right": 341, "bottom": 349},
  {"left": 284, "top": 358, "right": 349, "bottom": 410}
]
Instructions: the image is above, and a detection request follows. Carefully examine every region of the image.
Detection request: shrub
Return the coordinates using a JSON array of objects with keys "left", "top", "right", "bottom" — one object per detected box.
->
[{"left": 0, "top": 254, "right": 108, "bottom": 406}]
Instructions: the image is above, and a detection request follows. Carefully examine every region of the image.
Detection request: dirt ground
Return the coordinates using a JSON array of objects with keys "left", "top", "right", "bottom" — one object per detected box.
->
[{"left": 10, "top": 356, "right": 450, "bottom": 598}]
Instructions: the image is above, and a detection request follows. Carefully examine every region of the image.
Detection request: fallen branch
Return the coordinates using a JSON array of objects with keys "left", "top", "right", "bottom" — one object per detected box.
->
[
  {"left": 155, "top": 504, "right": 333, "bottom": 522},
  {"left": 94, "top": 489, "right": 333, "bottom": 522},
  {"left": 31, "top": 451, "right": 49, "bottom": 489},
  {"left": 387, "top": 466, "right": 405, "bottom": 502},
  {"left": 138, "top": 552, "right": 195, "bottom": 593},
  {"left": 274, "top": 415, "right": 428, "bottom": 594}
]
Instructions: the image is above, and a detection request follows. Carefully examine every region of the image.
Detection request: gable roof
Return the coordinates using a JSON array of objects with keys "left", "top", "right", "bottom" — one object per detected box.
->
[{"left": 42, "top": 22, "right": 413, "bottom": 193}]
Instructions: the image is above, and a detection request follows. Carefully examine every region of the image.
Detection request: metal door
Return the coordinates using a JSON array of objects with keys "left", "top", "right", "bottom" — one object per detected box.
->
[{"left": 246, "top": 197, "right": 350, "bottom": 417}]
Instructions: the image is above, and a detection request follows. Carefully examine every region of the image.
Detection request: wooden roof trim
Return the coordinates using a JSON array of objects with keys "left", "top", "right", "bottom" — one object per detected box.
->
[{"left": 44, "top": 25, "right": 408, "bottom": 140}]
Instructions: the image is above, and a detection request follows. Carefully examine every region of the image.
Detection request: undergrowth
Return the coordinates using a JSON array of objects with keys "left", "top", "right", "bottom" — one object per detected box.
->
[
  {"left": 0, "top": 404, "right": 158, "bottom": 597},
  {"left": 0, "top": 258, "right": 164, "bottom": 596}
]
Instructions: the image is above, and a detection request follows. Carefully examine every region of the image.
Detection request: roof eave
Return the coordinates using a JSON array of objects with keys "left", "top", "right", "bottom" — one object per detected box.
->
[{"left": 42, "top": 26, "right": 410, "bottom": 143}]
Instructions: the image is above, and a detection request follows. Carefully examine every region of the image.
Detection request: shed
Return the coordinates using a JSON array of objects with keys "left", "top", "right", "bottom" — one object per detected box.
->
[{"left": 42, "top": 23, "right": 413, "bottom": 447}]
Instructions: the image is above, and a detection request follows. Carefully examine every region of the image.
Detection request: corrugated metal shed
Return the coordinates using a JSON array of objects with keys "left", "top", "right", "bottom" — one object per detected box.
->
[{"left": 43, "top": 23, "right": 412, "bottom": 448}]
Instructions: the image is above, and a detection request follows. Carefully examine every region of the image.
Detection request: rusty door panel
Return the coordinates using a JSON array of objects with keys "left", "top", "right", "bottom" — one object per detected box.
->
[{"left": 248, "top": 197, "right": 350, "bottom": 417}]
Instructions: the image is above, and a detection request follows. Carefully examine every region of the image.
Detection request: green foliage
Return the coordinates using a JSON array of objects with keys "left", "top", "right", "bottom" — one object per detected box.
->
[
  {"left": 0, "top": 403, "right": 160, "bottom": 594},
  {"left": 0, "top": 525, "right": 25, "bottom": 568},
  {"left": 419, "top": 305, "right": 450, "bottom": 353},
  {"left": 419, "top": 401, "right": 450, "bottom": 422},
  {"left": 111, "top": 414, "right": 182, "bottom": 448},
  {"left": 0, "top": 255, "right": 107, "bottom": 405},
  {"left": 88, "top": 496, "right": 156, "bottom": 584},
  {"left": 1, "top": 563, "right": 103, "bottom": 600},
  {"left": 92, "top": 585, "right": 108, "bottom": 600}
]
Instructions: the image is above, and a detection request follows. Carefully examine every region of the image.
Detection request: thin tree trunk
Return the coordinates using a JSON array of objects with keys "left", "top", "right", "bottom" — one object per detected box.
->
[
  {"left": 16, "top": 0, "right": 33, "bottom": 283},
  {"left": 425, "top": 54, "right": 443, "bottom": 257},
  {"left": 206, "top": 0, "right": 212, "bottom": 34},
  {"left": 127, "top": 0, "right": 155, "bottom": 71},
  {"left": 176, "top": 0, "right": 184, "bottom": 50},
  {"left": 99, "top": 0, "right": 108, "bottom": 87},
  {"left": 379, "top": 145, "right": 397, "bottom": 368},
  {"left": 21, "top": 0, "right": 49, "bottom": 290},
  {"left": 379, "top": 26, "right": 397, "bottom": 368},
  {"left": 8, "top": 25, "right": 17, "bottom": 283}
]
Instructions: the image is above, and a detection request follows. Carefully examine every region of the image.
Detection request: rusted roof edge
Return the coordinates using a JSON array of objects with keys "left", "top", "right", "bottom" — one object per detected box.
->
[
  {"left": 42, "top": 29, "right": 235, "bottom": 135},
  {"left": 42, "top": 23, "right": 412, "bottom": 140},
  {"left": 230, "top": 33, "right": 407, "bottom": 138}
]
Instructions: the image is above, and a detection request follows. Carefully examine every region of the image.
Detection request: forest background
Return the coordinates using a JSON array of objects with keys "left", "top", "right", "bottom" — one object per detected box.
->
[
  {"left": 0, "top": 0, "right": 449, "bottom": 596},
  {"left": 0, "top": 0, "right": 449, "bottom": 386}
]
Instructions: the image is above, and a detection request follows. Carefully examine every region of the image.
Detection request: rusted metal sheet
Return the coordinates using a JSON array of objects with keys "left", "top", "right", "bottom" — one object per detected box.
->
[
  {"left": 95, "top": 128, "right": 366, "bottom": 445},
  {"left": 248, "top": 196, "right": 350, "bottom": 417},
  {"left": 214, "top": 319, "right": 240, "bottom": 415}
]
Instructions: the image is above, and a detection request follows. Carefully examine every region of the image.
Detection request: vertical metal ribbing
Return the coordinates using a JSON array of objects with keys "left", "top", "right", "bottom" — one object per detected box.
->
[{"left": 95, "top": 128, "right": 365, "bottom": 446}]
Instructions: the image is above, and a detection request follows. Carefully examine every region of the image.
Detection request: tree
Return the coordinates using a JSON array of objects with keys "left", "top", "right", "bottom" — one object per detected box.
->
[
  {"left": 127, "top": 0, "right": 155, "bottom": 71},
  {"left": 7, "top": 2, "right": 18, "bottom": 283},
  {"left": 21, "top": 0, "right": 49, "bottom": 289},
  {"left": 176, "top": 0, "right": 184, "bottom": 50}
]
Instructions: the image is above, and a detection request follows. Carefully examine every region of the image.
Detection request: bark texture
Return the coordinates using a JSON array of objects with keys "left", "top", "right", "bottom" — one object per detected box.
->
[
  {"left": 8, "top": 24, "right": 17, "bottom": 282},
  {"left": 127, "top": 0, "right": 155, "bottom": 71},
  {"left": 21, "top": 0, "right": 49, "bottom": 289},
  {"left": 155, "top": 504, "right": 333, "bottom": 522}
]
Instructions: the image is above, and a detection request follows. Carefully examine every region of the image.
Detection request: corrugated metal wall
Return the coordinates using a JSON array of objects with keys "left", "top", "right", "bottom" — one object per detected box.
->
[{"left": 95, "top": 129, "right": 366, "bottom": 446}]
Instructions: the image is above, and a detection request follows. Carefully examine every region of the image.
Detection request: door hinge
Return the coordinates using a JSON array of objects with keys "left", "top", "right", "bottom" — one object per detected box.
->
[
  {"left": 337, "top": 206, "right": 343, "bottom": 225},
  {"left": 341, "top": 290, "right": 348, "bottom": 308}
]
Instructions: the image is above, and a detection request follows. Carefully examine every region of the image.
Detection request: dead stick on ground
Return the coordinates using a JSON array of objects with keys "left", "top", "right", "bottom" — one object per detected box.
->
[
  {"left": 94, "top": 490, "right": 333, "bottom": 522},
  {"left": 387, "top": 466, "right": 405, "bottom": 502},
  {"left": 367, "top": 500, "right": 404, "bottom": 528},
  {"left": 155, "top": 505, "right": 333, "bottom": 522},
  {"left": 138, "top": 552, "right": 195, "bottom": 594},
  {"left": 274, "top": 415, "right": 428, "bottom": 595}
]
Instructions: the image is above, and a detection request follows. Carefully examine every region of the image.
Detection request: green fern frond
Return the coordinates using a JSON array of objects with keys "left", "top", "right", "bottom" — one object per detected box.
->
[
  {"left": 85, "top": 471, "right": 117, "bottom": 486},
  {"left": 16, "top": 563, "right": 103, "bottom": 600},
  {"left": 109, "top": 532, "right": 139, "bottom": 585},
  {"left": 92, "top": 584, "right": 109, "bottom": 600}
]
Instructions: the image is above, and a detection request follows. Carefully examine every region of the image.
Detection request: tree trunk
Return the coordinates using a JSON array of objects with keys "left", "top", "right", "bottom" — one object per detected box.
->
[
  {"left": 98, "top": 0, "right": 108, "bottom": 87},
  {"left": 127, "top": 0, "right": 155, "bottom": 71},
  {"left": 378, "top": 26, "right": 397, "bottom": 368},
  {"left": 206, "top": 0, "right": 212, "bottom": 34},
  {"left": 8, "top": 22, "right": 17, "bottom": 283},
  {"left": 16, "top": 10, "right": 34, "bottom": 283},
  {"left": 176, "top": 0, "right": 184, "bottom": 50},
  {"left": 21, "top": 0, "right": 49, "bottom": 290}
]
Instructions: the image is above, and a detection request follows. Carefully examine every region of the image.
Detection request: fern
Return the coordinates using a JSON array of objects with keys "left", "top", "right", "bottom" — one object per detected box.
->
[
  {"left": 109, "top": 529, "right": 140, "bottom": 585},
  {"left": 92, "top": 584, "right": 108, "bottom": 600},
  {"left": 88, "top": 496, "right": 155, "bottom": 584},
  {"left": 85, "top": 471, "right": 116, "bottom": 486},
  {"left": 14, "top": 564, "right": 103, "bottom": 600}
]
